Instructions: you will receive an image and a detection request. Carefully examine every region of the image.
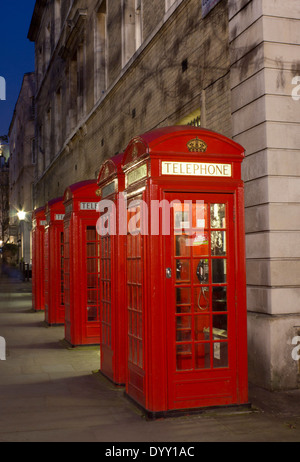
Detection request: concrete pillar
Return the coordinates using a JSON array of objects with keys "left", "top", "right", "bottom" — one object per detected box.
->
[{"left": 229, "top": 0, "right": 300, "bottom": 390}]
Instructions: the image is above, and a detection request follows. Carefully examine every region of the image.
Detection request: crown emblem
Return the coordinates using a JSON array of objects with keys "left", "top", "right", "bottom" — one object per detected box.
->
[{"left": 187, "top": 137, "right": 207, "bottom": 153}]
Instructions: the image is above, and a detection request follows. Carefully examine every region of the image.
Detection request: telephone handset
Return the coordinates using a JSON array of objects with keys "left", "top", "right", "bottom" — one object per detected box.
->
[
  {"left": 196, "top": 260, "right": 209, "bottom": 311},
  {"left": 196, "top": 260, "right": 208, "bottom": 283}
]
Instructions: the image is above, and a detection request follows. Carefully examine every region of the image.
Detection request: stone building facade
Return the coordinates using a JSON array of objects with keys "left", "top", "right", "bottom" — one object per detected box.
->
[
  {"left": 8, "top": 72, "right": 36, "bottom": 265},
  {"left": 27, "top": 0, "right": 300, "bottom": 391}
]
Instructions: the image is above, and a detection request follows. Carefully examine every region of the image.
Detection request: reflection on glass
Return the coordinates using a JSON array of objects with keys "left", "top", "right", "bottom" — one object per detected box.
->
[
  {"left": 213, "top": 314, "right": 228, "bottom": 338},
  {"left": 212, "top": 259, "right": 226, "bottom": 283},
  {"left": 211, "top": 231, "right": 226, "bottom": 256},
  {"left": 176, "top": 344, "right": 192, "bottom": 370},
  {"left": 210, "top": 204, "right": 226, "bottom": 229},
  {"left": 176, "top": 316, "right": 192, "bottom": 341},
  {"left": 192, "top": 203, "right": 207, "bottom": 229},
  {"left": 174, "top": 210, "right": 189, "bottom": 229},
  {"left": 175, "top": 235, "right": 191, "bottom": 257},
  {"left": 176, "top": 259, "right": 190, "bottom": 282},
  {"left": 192, "top": 232, "right": 209, "bottom": 257},
  {"left": 176, "top": 287, "right": 191, "bottom": 304},
  {"left": 213, "top": 342, "right": 228, "bottom": 368},
  {"left": 87, "top": 306, "right": 98, "bottom": 321},
  {"left": 194, "top": 314, "right": 210, "bottom": 340},
  {"left": 194, "top": 287, "right": 209, "bottom": 312},
  {"left": 195, "top": 343, "right": 210, "bottom": 369},
  {"left": 176, "top": 305, "right": 191, "bottom": 314},
  {"left": 212, "top": 287, "right": 227, "bottom": 311}
]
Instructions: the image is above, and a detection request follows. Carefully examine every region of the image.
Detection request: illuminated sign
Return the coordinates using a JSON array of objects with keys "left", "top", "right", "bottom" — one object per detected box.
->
[
  {"left": 80, "top": 202, "right": 98, "bottom": 210},
  {"left": 55, "top": 214, "right": 65, "bottom": 220},
  {"left": 126, "top": 163, "right": 148, "bottom": 186},
  {"left": 161, "top": 161, "right": 232, "bottom": 177}
]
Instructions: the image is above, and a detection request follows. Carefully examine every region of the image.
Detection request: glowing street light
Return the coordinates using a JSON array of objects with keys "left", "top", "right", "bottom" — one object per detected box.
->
[{"left": 17, "top": 211, "right": 26, "bottom": 221}]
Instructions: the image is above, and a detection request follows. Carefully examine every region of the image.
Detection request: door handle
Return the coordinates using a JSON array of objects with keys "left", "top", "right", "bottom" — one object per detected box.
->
[{"left": 166, "top": 268, "right": 172, "bottom": 279}]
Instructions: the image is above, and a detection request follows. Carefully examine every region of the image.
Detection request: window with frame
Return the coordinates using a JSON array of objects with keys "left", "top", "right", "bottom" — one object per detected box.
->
[
  {"left": 127, "top": 200, "right": 143, "bottom": 369},
  {"left": 122, "top": 0, "right": 143, "bottom": 66},
  {"left": 94, "top": 0, "right": 107, "bottom": 102}
]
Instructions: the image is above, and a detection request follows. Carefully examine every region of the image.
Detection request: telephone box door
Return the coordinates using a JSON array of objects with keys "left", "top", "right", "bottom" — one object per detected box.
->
[{"left": 165, "top": 192, "right": 238, "bottom": 409}]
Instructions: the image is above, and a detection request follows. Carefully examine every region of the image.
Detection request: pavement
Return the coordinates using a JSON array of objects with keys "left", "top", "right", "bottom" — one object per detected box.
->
[{"left": 1, "top": 272, "right": 300, "bottom": 444}]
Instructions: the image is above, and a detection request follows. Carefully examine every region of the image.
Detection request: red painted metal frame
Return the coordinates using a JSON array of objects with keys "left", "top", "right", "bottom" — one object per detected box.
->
[
  {"left": 44, "top": 197, "right": 65, "bottom": 326},
  {"left": 121, "top": 126, "right": 248, "bottom": 417},
  {"left": 97, "top": 152, "right": 126, "bottom": 385},
  {"left": 63, "top": 180, "right": 100, "bottom": 346},
  {"left": 32, "top": 206, "right": 46, "bottom": 311}
]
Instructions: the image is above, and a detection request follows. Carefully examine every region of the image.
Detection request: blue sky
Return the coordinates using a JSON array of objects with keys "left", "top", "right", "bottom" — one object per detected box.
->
[{"left": 0, "top": 0, "right": 36, "bottom": 136}]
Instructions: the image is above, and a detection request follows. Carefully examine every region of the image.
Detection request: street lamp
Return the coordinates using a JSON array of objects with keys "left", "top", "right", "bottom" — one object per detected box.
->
[{"left": 17, "top": 211, "right": 26, "bottom": 221}]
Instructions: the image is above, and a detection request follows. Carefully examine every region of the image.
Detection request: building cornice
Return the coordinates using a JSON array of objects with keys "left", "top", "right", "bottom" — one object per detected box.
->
[{"left": 28, "top": 0, "right": 48, "bottom": 42}]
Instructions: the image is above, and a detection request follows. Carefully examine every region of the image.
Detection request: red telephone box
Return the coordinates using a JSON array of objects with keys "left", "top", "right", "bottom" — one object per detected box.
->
[
  {"left": 63, "top": 180, "right": 101, "bottom": 346},
  {"left": 121, "top": 126, "right": 248, "bottom": 417},
  {"left": 44, "top": 197, "right": 65, "bottom": 326},
  {"left": 32, "top": 206, "right": 46, "bottom": 311},
  {"left": 96, "top": 152, "right": 126, "bottom": 385}
]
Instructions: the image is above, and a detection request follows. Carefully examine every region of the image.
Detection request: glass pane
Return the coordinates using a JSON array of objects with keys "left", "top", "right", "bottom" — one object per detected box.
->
[
  {"left": 193, "top": 259, "right": 209, "bottom": 284},
  {"left": 212, "top": 287, "right": 227, "bottom": 311},
  {"left": 211, "top": 231, "right": 226, "bottom": 256},
  {"left": 87, "top": 226, "right": 97, "bottom": 241},
  {"left": 213, "top": 314, "right": 228, "bottom": 339},
  {"left": 194, "top": 287, "right": 209, "bottom": 312},
  {"left": 87, "top": 306, "right": 98, "bottom": 321},
  {"left": 176, "top": 305, "right": 191, "bottom": 314},
  {"left": 192, "top": 203, "right": 207, "bottom": 229},
  {"left": 175, "top": 235, "right": 191, "bottom": 257},
  {"left": 176, "top": 259, "right": 190, "bottom": 282},
  {"left": 176, "top": 344, "right": 192, "bottom": 371},
  {"left": 191, "top": 232, "right": 209, "bottom": 257},
  {"left": 176, "top": 316, "right": 192, "bottom": 341},
  {"left": 212, "top": 259, "right": 226, "bottom": 283},
  {"left": 213, "top": 342, "right": 228, "bottom": 368},
  {"left": 195, "top": 343, "right": 210, "bottom": 369},
  {"left": 176, "top": 287, "right": 191, "bottom": 304},
  {"left": 194, "top": 314, "right": 210, "bottom": 341},
  {"left": 210, "top": 204, "right": 226, "bottom": 229},
  {"left": 87, "top": 258, "right": 97, "bottom": 273},
  {"left": 174, "top": 210, "right": 189, "bottom": 229},
  {"left": 87, "top": 289, "right": 98, "bottom": 305}
]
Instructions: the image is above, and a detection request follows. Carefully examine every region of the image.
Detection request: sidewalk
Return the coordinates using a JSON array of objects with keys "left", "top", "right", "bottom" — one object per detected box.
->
[{"left": 0, "top": 274, "right": 300, "bottom": 443}]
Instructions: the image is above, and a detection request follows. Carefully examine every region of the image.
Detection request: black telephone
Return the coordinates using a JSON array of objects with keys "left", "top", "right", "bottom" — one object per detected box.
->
[
  {"left": 196, "top": 260, "right": 209, "bottom": 311},
  {"left": 196, "top": 260, "right": 209, "bottom": 283}
]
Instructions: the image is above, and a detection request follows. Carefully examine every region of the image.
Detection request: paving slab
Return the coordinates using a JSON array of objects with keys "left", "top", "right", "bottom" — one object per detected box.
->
[{"left": 1, "top": 274, "right": 300, "bottom": 444}]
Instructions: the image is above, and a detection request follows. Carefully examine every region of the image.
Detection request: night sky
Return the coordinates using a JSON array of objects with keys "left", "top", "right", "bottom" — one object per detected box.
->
[{"left": 0, "top": 0, "right": 36, "bottom": 136}]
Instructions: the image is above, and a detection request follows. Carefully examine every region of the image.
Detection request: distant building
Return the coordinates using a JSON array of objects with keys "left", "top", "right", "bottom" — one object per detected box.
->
[
  {"left": 8, "top": 72, "right": 35, "bottom": 265},
  {"left": 27, "top": 0, "right": 300, "bottom": 392}
]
